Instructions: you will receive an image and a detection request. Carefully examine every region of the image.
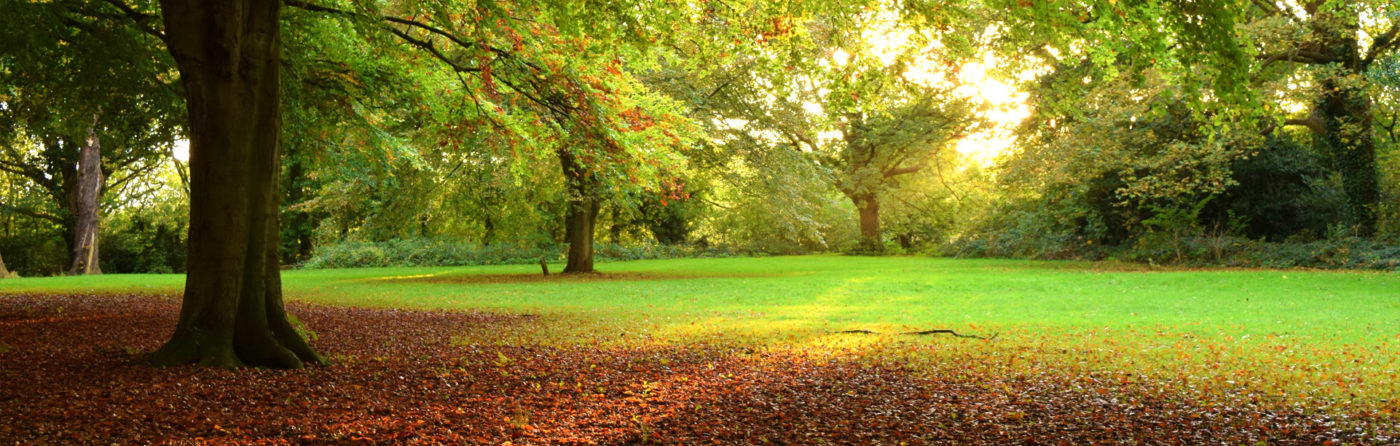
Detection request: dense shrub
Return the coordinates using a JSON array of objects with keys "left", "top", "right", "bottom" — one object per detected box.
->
[
  {"left": 950, "top": 233, "right": 1400, "bottom": 271},
  {"left": 100, "top": 215, "right": 187, "bottom": 274},
  {"left": 302, "top": 238, "right": 753, "bottom": 269}
]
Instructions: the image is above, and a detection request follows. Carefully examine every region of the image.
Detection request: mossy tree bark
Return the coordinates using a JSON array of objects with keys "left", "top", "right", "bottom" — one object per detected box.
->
[
  {"left": 560, "top": 150, "right": 599, "bottom": 274},
  {"left": 152, "top": 0, "right": 325, "bottom": 369},
  {"left": 68, "top": 118, "right": 103, "bottom": 275}
]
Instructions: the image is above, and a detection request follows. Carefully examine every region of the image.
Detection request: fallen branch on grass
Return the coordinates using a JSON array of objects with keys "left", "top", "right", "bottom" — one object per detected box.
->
[{"left": 834, "top": 329, "right": 999, "bottom": 341}]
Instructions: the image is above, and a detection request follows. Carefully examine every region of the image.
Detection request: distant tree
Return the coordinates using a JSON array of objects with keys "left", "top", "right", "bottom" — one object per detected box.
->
[
  {"left": 655, "top": 4, "right": 986, "bottom": 252},
  {"left": 283, "top": 0, "right": 697, "bottom": 274},
  {"left": 824, "top": 88, "right": 982, "bottom": 252}
]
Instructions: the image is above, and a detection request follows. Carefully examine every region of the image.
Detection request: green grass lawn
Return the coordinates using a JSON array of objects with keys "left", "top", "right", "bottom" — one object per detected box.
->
[{"left": 5, "top": 255, "right": 1399, "bottom": 411}]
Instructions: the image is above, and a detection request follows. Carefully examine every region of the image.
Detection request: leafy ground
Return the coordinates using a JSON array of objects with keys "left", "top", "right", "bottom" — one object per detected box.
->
[{"left": 2, "top": 256, "right": 1399, "bottom": 443}]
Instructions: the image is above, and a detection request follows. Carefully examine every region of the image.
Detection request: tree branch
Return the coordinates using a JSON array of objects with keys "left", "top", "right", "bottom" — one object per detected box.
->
[
  {"left": 882, "top": 163, "right": 926, "bottom": 178},
  {"left": 1283, "top": 111, "right": 1326, "bottom": 136},
  {"left": 104, "top": 158, "right": 162, "bottom": 195},
  {"left": 835, "top": 328, "right": 998, "bottom": 340},
  {"left": 96, "top": 0, "right": 165, "bottom": 41},
  {"left": 1255, "top": 49, "right": 1332, "bottom": 66},
  {"left": 1363, "top": 22, "right": 1400, "bottom": 69},
  {"left": 1250, "top": 0, "right": 1281, "bottom": 16},
  {"left": 0, "top": 203, "right": 63, "bottom": 224}
]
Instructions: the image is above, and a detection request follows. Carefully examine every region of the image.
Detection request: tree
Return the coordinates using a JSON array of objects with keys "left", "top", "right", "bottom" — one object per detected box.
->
[
  {"left": 283, "top": 0, "right": 697, "bottom": 274},
  {"left": 151, "top": 0, "right": 324, "bottom": 368},
  {"left": 0, "top": 250, "right": 9, "bottom": 278},
  {"left": 69, "top": 119, "right": 103, "bottom": 274},
  {"left": 1246, "top": 0, "right": 1399, "bottom": 236},
  {"left": 0, "top": 0, "right": 183, "bottom": 275},
  {"left": 983, "top": 0, "right": 1396, "bottom": 240},
  {"left": 827, "top": 89, "right": 982, "bottom": 252},
  {"left": 277, "top": 5, "right": 447, "bottom": 262},
  {"left": 655, "top": 3, "right": 985, "bottom": 252}
]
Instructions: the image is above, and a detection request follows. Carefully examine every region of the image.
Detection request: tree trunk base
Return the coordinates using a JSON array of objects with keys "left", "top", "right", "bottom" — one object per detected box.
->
[{"left": 152, "top": 319, "right": 326, "bottom": 369}]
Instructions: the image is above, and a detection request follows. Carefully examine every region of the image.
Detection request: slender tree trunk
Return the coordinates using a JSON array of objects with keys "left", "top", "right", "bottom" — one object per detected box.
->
[
  {"left": 69, "top": 118, "right": 103, "bottom": 275},
  {"left": 560, "top": 150, "right": 599, "bottom": 273},
  {"left": 152, "top": 0, "right": 324, "bottom": 369},
  {"left": 609, "top": 206, "right": 624, "bottom": 243},
  {"left": 57, "top": 141, "right": 78, "bottom": 271},
  {"left": 851, "top": 193, "right": 883, "bottom": 253},
  {"left": 297, "top": 227, "right": 314, "bottom": 261},
  {"left": 280, "top": 152, "right": 314, "bottom": 264},
  {"left": 482, "top": 212, "right": 495, "bottom": 246}
]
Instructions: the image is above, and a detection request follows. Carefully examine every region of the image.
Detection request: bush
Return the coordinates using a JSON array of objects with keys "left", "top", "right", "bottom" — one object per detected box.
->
[
  {"left": 302, "top": 238, "right": 753, "bottom": 269},
  {"left": 951, "top": 232, "right": 1400, "bottom": 271},
  {"left": 100, "top": 216, "right": 187, "bottom": 274}
]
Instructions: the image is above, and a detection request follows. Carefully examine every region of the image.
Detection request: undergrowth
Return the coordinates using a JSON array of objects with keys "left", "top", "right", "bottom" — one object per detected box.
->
[{"left": 302, "top": 238, "right": 753, "bottom": 269}]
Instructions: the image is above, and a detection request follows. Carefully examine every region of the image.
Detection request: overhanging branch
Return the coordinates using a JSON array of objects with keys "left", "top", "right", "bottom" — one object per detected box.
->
[
  {"left": 1255, "top": 49, "right": 1332, "bottom": 66},
  {"left": 97, "top": 0, "right": 164, "bottom": 41},
  {"left": 0, "top": 203, "right": 63, "bottom": 224},
  {"left": 1363, "top": 22, "right": 1400, "bottom": 69}
]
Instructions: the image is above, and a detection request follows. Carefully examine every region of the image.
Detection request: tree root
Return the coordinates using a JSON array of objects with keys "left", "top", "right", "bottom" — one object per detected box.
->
[{"left": 834, "top": 329, "right": 998, "bottom": 341}]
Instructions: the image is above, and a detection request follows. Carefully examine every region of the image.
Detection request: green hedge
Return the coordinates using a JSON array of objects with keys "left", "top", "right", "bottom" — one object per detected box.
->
[{"left": 302, "top": 238, "right": 751, "bottom": 269}]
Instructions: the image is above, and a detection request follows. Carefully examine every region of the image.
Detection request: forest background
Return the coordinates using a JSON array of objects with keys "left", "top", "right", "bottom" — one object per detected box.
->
[{"left": 2, "top": 0, "right": 1397, "bottom": 277}]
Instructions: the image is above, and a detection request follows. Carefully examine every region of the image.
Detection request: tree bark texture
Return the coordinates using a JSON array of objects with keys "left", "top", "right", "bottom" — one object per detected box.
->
[
  {"left": 68, "top": 118, "right": 103, "bottom": 275},
  {"left": 152, "top": 0, "right": 324, "bottom": 369},
  {"left": 560, "top": 150, "right": 599, "bottom": 274},
  {"left": 0, "top": 251, "right": 10, "bottom": 278}
]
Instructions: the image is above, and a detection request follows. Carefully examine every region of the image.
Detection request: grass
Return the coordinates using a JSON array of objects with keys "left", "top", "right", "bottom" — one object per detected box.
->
[{"left": 4, "top": 255, "right": 1399, "bottom": 412}]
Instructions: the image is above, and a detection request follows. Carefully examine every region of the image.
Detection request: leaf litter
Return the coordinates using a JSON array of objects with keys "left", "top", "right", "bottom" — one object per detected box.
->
[{"left": 0, "top": 293, "right": 1394, "bottom": 444}]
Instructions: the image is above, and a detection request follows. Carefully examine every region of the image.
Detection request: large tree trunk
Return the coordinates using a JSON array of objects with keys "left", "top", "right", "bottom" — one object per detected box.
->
[
  {"left": 152, "top": 0, "right": 325, "bottom": 369},
  {"left": 560, "top": 150, "right": 599, "bottom": 274},
  {"left": 68, "top": 118, "right": 103, "bottom": 275},
  {"left": 851, "top": 193, "right": 883, "bottom": 253},
  {"left": 0, "top": 251, "right": 10, "bottom": 278}
]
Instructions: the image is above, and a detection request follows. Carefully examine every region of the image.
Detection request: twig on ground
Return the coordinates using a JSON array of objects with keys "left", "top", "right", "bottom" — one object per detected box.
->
[{"left": 834, "top": 329, "right": 998, "bottom": 341}]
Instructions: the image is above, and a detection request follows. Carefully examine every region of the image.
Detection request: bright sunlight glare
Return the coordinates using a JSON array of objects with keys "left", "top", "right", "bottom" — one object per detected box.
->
[
  {"left": 954, "top": 57, "right": 1030, "bottom": 166},
  {"left": 173, "top": 139, "right": 190, "bottom": 162},
  {"left": 862, "top": 26, "right": 1031, "bottom": 166}
]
